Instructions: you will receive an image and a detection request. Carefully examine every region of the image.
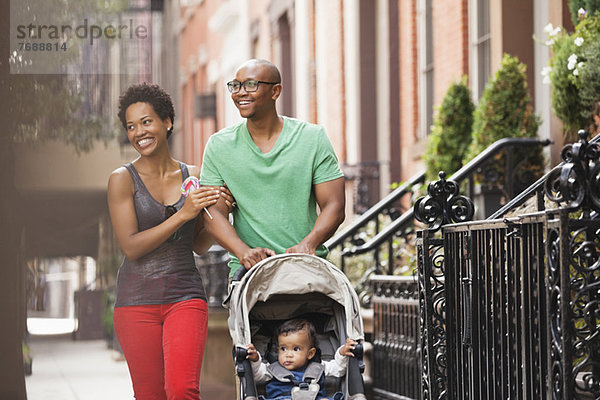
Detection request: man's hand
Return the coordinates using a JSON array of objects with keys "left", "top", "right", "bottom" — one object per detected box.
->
[
  {"left": 285, "top": 240, "right": 316, "bottom": 255},
  {"left": 239, "top": 247, "right": 276, "bottom": 269}
]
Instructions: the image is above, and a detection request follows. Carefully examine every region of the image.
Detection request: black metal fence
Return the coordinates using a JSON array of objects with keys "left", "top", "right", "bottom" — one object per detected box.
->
[
  {"left": 418, "top": 215, "right": 550, "bottom": 399},
  {"left": 360, "top": 131, "right": 599, "bottom": 399},
  {"left": 371, "top": 276, "right": 421, "bottom": 400},
  {"left": 417, "top": 131, "right": 599, "bottom": 399}
]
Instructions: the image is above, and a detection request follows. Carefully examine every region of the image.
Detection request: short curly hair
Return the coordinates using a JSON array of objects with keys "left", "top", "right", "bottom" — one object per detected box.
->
[
  {"left": 117, "top": 83, "right": 175, "bottom": 138},
  {"left": 276, "top": 319, "right": 318, "bottom": 348}
]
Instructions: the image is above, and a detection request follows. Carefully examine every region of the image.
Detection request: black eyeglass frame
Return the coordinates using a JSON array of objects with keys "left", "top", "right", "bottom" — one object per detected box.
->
[
  {"left": 226, "top": 79, "right": 280, "bottom": 93},
  {"left": 165, "top": 204, "right": 181, "bottom": 242}
]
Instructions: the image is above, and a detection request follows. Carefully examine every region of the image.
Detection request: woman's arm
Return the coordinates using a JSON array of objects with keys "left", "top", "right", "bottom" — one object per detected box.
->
[{"left": 107, "top": 167, "right": 220, "bottom": 261}]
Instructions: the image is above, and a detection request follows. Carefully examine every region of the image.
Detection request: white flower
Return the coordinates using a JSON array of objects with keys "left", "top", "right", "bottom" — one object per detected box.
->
[
  {"left": 542, "top": 23, "right": 561, "bottom": 46},
  {"left": 543, "top": 23, "right": 561, "bottom": 37},
  {"left": 578, "top": 8, "right": 588, "bottom": 18},
  {"left": 573, "top": 68, "right": 579, "bottom": 76},
  {"left": 568, "top": 54, "right": 578, "bottom": 70},
  {"left": 541, "top": 66, "right": 552, "bottom": 84},
  {"left": 574, "top": 37, "right": 584, "bottom": 46}
]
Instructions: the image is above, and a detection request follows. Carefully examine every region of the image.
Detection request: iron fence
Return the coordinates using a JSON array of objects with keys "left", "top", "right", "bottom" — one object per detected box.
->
[
  {"left": 416, "top": 131, "right": 599, "bottom": 399},
  {"left": 371, "top": 276, "right": 421, "bottom": 400}
]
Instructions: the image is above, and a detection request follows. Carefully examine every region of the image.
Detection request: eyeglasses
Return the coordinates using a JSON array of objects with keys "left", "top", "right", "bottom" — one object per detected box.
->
[
  {"left": 165, "top": 205, "right": 181, "bottom": 242},
  {"left": 226, "top": 79, "right": 280, "bottom": 93}
]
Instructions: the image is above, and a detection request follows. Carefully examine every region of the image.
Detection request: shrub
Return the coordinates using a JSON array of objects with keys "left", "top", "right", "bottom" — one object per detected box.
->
[
  {"left": 569, "top": 0, "right": 600, "bottom": 26},
  {"left": 424, "top": 77, "right": 474, "bottom": 181},
  {"left": 544, "top": 10, "right": 600, "bottom": 140},
  {"left": 465, "top": 54, "right": 544, "bottom": 187}
]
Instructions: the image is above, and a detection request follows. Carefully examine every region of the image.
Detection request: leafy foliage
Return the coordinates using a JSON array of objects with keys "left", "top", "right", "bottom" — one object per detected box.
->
[
  {"left": 424, "top": 77, "right": 474, "bottom": 181},
  {"left": 569, "top": 0, "right": 600, "bottom": 26},
  {"left": 466, "top": 54, "right": 542, "bottom": 158},
  {"left": 547, "top": 12, "right": 600, "bottom": 140},
  {"left": 464, "top": 54, "right": 544, "bottom": 187},
  {"left": 5, "top": 0, "right": 129, "bottom": 152},
  {"left": 7, "top": 76, "right": 114, "bottom": 152}
]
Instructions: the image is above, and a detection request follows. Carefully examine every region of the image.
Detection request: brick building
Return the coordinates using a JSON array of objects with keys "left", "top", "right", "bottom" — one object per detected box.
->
[{"left": 175, "top": 0, "right": 574, "bottom": 217}]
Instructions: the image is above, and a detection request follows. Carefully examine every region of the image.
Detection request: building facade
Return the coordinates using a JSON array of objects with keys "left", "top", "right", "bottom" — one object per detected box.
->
[{"left": 176, "top": 0, "right": 573, "bottom": 216}]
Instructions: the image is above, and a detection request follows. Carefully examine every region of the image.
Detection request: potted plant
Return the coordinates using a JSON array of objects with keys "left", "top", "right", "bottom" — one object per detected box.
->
[
  {"left": 424, "top": 76, "right": 474, "bottom": 182},
  {"left": 464, "top": 54, "right": 545, "bottom": 217}
]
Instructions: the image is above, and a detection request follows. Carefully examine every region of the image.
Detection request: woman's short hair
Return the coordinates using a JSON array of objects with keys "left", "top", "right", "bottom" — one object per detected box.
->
[
  {"left": 118, "top": 83, "right": 175, "bottom": 138},
  {"left": 276, "top": 318, "right": 318, "bottom": 348}
]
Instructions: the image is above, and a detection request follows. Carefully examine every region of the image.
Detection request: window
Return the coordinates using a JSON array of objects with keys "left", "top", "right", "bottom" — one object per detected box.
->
[
  {"left": 418, "top": 0, "right": 434, "bottom": 138},
  {"left": 470, "top": 0, "right": 491, "bottom": 100}
]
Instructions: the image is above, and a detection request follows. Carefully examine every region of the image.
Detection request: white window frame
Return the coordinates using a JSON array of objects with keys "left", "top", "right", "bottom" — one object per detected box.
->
[
  {"left": 469, "top": 0, "right": 491, "bottom": 102},
  {"left": 418, "top": 0, "right": 434, "bottom": 139}
]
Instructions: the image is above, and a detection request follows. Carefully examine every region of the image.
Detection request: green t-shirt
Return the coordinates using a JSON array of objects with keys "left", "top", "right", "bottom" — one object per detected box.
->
[{"left": 200, "top": 116, "right": 344, "bottom": 277}]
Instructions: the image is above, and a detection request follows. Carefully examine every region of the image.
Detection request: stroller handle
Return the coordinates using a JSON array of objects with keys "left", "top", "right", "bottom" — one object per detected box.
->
[{"left": 232, "top": 266, "right": 249, "bottom": 282}]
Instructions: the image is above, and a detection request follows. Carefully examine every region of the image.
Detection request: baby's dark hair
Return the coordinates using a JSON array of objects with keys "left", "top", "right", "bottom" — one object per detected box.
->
[
  {"left": 117, "top": 83, "right": 175, "bottom": 138},
  {"left": 276, "top": 319, "right": 318, "bottom": 348}
]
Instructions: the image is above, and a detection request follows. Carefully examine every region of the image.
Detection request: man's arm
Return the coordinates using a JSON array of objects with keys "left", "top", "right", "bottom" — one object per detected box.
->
[
  {"left": 285, "top": 177, "right": 345, "bottom": 254},
  {"left": 203, "top": 196, "right": 275, "bottom": 269}
]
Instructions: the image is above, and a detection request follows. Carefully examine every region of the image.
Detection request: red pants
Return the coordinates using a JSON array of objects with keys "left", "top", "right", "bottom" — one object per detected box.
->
[{"left": 114, "top": 299, "right": 208, "bottom": 400}]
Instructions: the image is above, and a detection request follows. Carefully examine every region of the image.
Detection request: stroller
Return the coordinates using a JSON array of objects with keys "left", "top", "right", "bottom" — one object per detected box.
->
[{"left": 226, "top": 254, "right": 367, "bottom": 400}]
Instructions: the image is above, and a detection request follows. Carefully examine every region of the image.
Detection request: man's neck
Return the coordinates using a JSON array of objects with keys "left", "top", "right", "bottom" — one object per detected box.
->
[{"left": 246, "top": 114, "right": 283, "bottom": 140}]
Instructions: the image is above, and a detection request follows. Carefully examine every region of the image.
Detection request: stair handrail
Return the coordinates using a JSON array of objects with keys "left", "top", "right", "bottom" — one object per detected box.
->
[
  {"left": 488, "top": 131, "right": 600, "bottom": 219},
  {"left": 343, "top": 137, "right": 551, "bottom": 256},
  {"left": 325, "top": 172, "right": 426, "bottom": 250}
]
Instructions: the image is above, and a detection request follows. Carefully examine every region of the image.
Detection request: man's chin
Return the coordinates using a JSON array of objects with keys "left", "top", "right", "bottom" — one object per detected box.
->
[{"left": 236, "top": 108, "right": 254, "bottom": 119}]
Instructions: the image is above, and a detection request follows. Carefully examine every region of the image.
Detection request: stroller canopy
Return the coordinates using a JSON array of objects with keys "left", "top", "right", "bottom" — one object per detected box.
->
[{"left": 227, "top": 254, "right": 364, "bottom": 347}]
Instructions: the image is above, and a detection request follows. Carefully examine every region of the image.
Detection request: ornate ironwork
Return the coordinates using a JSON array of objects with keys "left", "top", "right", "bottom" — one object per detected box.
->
[
  {"left": 371, "top": 276, "right": 421, "bottom": 400},
  {"left": 418, "top": 231, "right": 447, "bottom": 400},
  {"left": 343, "top": 161, "right": 381, "bottom": 215},
  {"left": 414, "top": 171, "right": 474, "bottom": 231},
  {"left": 547, "top": 211, "right": 600, "bottom": 400},
  {"left": 545, "top": 130, "right": 600, "bottom": 213}
]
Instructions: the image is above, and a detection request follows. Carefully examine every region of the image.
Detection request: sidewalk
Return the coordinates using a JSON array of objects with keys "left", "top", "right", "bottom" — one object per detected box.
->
[
  {"left": 25, "top": 333, "right": 236, "bottom": 400},
  {"left": 25, "top": 334, "right": 133, "bottom": 400}
]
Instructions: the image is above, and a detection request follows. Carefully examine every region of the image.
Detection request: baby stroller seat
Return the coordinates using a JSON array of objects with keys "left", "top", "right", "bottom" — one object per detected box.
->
[{"left": 226, "top": 254, "right": 367, "bottom": 400}]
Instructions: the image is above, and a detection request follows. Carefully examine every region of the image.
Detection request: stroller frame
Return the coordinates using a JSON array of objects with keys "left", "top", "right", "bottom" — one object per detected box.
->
[{"left": 225, "top": 254, "right": 367, "bottom": 400}]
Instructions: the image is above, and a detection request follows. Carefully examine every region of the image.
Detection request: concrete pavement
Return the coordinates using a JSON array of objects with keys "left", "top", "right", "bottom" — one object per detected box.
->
[
  {"left": 25, "top": 332, "right": 236, "bottom": 400},
  {"left": 25, "top": 333, "right": 133, "bottom": 400}
]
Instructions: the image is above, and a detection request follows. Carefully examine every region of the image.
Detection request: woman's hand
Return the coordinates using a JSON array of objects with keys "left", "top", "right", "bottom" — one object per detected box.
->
[
  {"left": 179, "top": 186, "right": 221, "bottom": 221},
  {"left": 220, "top": 185, "right": 236, "bottom": 213}
]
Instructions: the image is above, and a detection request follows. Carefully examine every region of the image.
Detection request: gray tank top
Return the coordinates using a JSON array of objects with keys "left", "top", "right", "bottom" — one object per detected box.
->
[{"left": 114, "top": 162, "right": 206, "bottom": 307}]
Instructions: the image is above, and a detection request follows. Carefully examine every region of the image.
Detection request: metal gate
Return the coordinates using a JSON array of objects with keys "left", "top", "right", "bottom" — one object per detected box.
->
[
  {"left": 419, "top": 214, "right": 548, "bottom": 400},
  {"left": 418, "top": 210, "right": 599, "bottom": 400},
  {"left": 416, "top": 132, "right": 600, "bottom": 399}
]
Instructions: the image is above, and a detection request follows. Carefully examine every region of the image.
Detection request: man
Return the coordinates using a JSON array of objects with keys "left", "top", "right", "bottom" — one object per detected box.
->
[{"left": 200, "top": 59, "right": 345, "bottom": 277}]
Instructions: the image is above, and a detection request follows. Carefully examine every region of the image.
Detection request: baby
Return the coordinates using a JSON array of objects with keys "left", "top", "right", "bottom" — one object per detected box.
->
[{"left": 246, "top": 318, "right": 357, "bottom": 400}]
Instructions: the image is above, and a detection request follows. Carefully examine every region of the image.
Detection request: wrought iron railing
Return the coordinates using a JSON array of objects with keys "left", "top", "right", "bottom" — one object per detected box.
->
[
  {"left": 328, "top": 137, "right": 550, "bottom": 279},
  {"left": 370, "top": 276, "right": 421, "bottom": 400},
  {"left": 416, "top": 130, "right": 600, "bottom": 399},
  {"left": 326, "top": 172, "right": 425, "bottom": 274},
  {"left": 489, "top": 130, "right": 600, "bottom": 219}
]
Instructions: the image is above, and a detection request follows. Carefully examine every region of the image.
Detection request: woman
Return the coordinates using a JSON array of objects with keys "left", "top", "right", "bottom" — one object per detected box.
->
[{"left": 108, "top": 83, "right": 232, "bottom": 399}]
